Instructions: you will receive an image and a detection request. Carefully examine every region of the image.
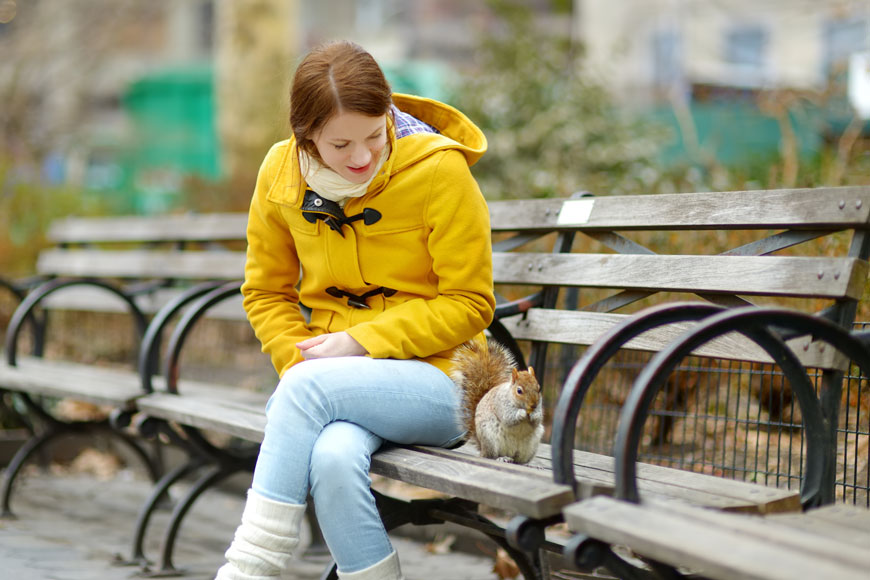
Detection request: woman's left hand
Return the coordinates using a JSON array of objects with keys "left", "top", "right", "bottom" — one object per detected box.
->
[{"left": 297, "top": 332, "right": 368, "bottom": 360}]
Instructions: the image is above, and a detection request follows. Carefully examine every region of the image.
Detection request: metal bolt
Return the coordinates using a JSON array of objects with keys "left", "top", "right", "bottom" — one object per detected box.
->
[
  {"left": 818, "top": 271, "right": 824, "bottom": 279},
  {"left": 857, "top": 200, "right": 863, "bottom": 209},
  {"left": 538, "top": 264, "right": 544, "bottom": 271},
  {"left": 839, "top": 200, "right": 846, "bottom": 209},
  {"left": 835, "top": 272, "right": 841, "bottom": 280},
  {"left": 545, "top": 209, "right": 551, "bottom": 217},
  {"left": 528, "top": 264, "right": 534, "bottom": 271},
  {"left": 803, "top": 343, "right": 810, "bottom": 351},
  {"left": 314, "top": 198, "right": 323, "bottom": 207}
]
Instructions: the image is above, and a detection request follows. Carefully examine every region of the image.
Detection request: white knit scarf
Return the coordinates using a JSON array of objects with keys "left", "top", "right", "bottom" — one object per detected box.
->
[{"left": 299, "top": 146, "right": 390, "bottom": 206}]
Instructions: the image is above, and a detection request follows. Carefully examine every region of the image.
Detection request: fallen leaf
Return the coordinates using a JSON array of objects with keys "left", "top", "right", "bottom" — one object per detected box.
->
[
  {"left": 493, "top": 548, "right": 520, "bottom": 579},
  {"left": 424, "top": 533, "right": 456, "bottom": 555}
]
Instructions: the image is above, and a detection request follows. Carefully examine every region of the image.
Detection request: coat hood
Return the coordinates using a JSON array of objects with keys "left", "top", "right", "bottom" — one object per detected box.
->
[{"left": 389, "top": 93, "right": 487, "bottom": 168}]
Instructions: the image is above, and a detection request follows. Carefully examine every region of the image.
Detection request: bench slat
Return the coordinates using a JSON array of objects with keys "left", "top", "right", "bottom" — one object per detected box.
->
[
  {"left": 787, "top": 502, "right": 870, "bottom": 531},
  {"left": 371, "top": 445, "right": 575, "bottom": 519},
  {"left": 0, "top": 358, "right": 143, "bottom": 407},
  {"left": 766, "top": 505, "right": 870, "bottom": 547},
  {"left": 488, "top": 187, "right": 870, "bottom": 231},
  {"left": 500, "top": 309, "right": 845, "bottom": 369},
  {"left": 36, "top": 249, "right": 245, "bottom": 279},
  {"left": 46, "top": 213, "right": 248, "bottom": 244},
  {"left": 563, "top": 496, "right": 869, "bottom": 580},
  {"left": 646, "top": 498, "right": 870, "bottom": 565},
  {"left": 562, "top": 449, "right": 799, "bottom": 514},
  {"left": 136, "top": 391, "right": 268, "bottom": 441},
  {"left": 492, "top": 253, "right": 868, "bottom": 299}
]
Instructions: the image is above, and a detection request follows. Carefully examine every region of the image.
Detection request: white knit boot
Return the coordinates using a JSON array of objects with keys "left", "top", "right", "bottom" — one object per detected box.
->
[
  {"left": 337, "top": 551, "right": 404, "bottom": 580},
  {"left": 215, "top": 490, "right": 307, "bottom": 580}
]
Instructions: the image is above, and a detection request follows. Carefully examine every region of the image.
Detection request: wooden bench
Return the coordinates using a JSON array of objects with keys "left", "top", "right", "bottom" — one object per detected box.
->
[
  {"left": 127, "top": 186, "right": 870, "bottom": 579},
  {"left": 3, "top": 186, "right": 869, "bottom": 578},
  {"left": 564, "top": 496, "right": 870, "bottom": 579},
  {"left": 559, "top": 307, "right": 870, "bottom": 579},
  {"left": 0, "top": 212, "right": 250, "bottom": 521}
]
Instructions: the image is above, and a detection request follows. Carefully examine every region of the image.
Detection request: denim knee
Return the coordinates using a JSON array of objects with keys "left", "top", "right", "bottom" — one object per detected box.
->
[
  {"left": 265, "top": 361, "right": 320, "bottom": 419},
  {"left": 309, "top": 423, "right": 378, "bottom": 501}
]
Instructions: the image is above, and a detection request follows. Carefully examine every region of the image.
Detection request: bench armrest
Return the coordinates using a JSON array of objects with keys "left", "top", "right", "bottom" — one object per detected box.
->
[
  {"left": 155, "top": 280, "right": 244, "bottom": 395},
  {"left": 4, "top": 278, "right": 147, "bottom": 366},
  {"left": 612, "top": 307, "right": 870, "bottom": 508},
  {"left": 137, "top": 280, "right": 232, "bottom": 393},
  {"left": 550, "top": 302, "right": 726, "bottom": 494}
]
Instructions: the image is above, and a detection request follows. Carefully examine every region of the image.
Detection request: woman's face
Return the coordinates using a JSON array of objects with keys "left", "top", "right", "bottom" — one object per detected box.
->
[{"left": 313, "top": 111, "right": 388, "bottom": 184}]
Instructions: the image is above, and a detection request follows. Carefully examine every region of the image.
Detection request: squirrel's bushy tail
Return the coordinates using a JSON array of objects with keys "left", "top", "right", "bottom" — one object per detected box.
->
[{"left": 450, "top": 338, "right": 516, "bottom": 440}]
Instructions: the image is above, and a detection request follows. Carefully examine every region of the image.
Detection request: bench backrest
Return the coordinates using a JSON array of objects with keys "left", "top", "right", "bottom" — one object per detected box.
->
[
  {"left": 36, "top": 187, "right": 870, "bottom": 362},
  {"left": 487, "top": 187, "right": 870, "bottom": 374}
]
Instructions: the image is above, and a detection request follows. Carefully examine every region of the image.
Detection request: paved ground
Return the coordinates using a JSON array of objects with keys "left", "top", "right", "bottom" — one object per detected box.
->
[{"left": 0, "top": 467, "right": 502, "bottom": 580}]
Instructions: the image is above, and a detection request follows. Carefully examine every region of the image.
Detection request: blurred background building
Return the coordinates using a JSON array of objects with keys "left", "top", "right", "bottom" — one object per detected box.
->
[
  {"left": 579, "top": 0, "right": 870, "bottom": 167},
  {"left": 0, "top": 0, "right": 867, "bottom": 215}
]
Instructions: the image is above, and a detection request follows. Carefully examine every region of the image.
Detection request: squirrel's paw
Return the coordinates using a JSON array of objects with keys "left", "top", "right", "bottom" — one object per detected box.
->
[{"left": 496, "top": 456, "right": 516, "bottom": 463}]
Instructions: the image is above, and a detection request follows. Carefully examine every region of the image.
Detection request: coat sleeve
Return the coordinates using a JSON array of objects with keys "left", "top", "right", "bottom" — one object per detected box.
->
[
  {"left": 345, "top": 150, "right": 496, "bottom": 359},
  {"left": 241, "top": 144, "right": 315, "bottom": 377}
]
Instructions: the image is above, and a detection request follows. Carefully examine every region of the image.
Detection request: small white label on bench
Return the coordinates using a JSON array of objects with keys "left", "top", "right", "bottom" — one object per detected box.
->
[{"left": 557, "top": 199, "right": 595, "bottom": 225}]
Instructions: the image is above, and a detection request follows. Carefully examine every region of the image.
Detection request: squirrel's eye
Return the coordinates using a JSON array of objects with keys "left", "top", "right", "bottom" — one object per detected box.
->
[{"left": 516, "top": 387, "right": 523, "bottom": 396}]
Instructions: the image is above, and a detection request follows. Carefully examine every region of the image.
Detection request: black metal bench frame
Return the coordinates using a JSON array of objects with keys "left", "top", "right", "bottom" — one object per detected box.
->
[{"left": 558, "top": 307, "right": 870, "bottom": 579}]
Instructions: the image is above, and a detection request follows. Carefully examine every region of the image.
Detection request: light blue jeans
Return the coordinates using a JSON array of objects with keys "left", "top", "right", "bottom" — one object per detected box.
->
[{"left": 250, "top": 356, "right": 464, "bottom": 573}]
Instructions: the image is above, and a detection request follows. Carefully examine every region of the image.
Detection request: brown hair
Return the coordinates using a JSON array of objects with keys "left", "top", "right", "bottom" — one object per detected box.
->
[{"left": 290, "top": 41, "right": 392, "bottom": 160}]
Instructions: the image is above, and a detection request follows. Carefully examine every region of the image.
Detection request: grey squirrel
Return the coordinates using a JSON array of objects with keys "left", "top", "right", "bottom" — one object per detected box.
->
[{"left": 450, "top": 339, "right": 544, "bottom": 464}]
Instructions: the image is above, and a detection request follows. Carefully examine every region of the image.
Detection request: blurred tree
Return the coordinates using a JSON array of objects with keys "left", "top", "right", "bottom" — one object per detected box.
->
[
  {"left": 0, "top": 0, "right": 150, "bottom": 168},
  {"left": 0, "top": 0, "right": 145, "bottom": 275},
  {"left": 451, "top": 0, "right": 669, "bottom": 199},
  {"left": 214, "top": 0, "right": 299, "bottom": 189}
]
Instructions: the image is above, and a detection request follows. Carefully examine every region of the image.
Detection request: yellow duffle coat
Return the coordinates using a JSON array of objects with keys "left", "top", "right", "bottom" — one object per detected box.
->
[{"left": 242, "top": 94, "right": 495, "bottom": 377}]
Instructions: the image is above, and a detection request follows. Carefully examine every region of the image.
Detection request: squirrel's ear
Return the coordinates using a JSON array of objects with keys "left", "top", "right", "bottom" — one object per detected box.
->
[
  {"left": 511, "top": 367, "right": 519, "bottom": 381},
  {"left": 528, "top": 366, "right": 535, "bottom": 379}
]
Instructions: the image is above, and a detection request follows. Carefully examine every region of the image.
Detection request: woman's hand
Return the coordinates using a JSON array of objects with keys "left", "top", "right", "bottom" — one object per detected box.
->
[{"left": 296, "top": 332, "right": 368, "bottom": 360}]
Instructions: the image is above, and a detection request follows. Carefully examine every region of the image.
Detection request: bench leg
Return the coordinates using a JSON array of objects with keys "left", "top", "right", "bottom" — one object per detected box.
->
[
  {"left": 563, "top": 534, "right": 683, "bottom": 580},
  {"left": 114, "top": 456, "right": 208, "bottom": 568},
  {"left": 1, "top": 427, "right": 63, "bottom": 518},
  {"left": 0, "top": 420, "right": 164, "bottom": 518},
  {"left": 138, "top": 463, "right": 229, "bottom": 577},
  {"left": 142, "top": 454, "right": 257, "bottom": 578},
  {"left": 367, "top": 491, "right": 547, "bottom": 580},
  {"left": 1, "top": 394, "right": 164, "bottom": 518}
]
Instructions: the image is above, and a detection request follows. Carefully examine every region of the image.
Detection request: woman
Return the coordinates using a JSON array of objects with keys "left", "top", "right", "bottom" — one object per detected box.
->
[{"left": 216, "top": 41, "right": 494, "bottom": 580}]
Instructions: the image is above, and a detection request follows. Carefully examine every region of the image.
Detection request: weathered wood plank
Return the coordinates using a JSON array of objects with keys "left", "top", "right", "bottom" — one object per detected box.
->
[
  {"left": 499, "top": 309, "right": 846, "bottom": 370},
  {"left": 766, "top": 504, "right": 870, "bottom": 547},
  {"left": 794, "top": 502, "right": 870, "bottom": 530},
  {"left": 412, "top": 444, "right": 797, "bottom": 512},
  {"left": 370, "top": 445, "right": 575, "bottom": 519},
  {"left": 564, "top": 496, "right": 869, "bottom": 580},
  {"left": 652, "top": 498, "right": 870, "bottom": 565},
  {"left": 554, "top": 448, "right": 798, "bottom": 514},
  {"left": 46, "top": 213, "right": 248, "bottom": 244},
  {"left": 0, "top": 358, "right": 143, "bottom": 407},
  {"left": 370, "top": 443, "right": 798, "bottom": 517},
  {"left": 136, "top": 391, "right": 268, "bottom": 442},
  {"left": 492, "top": 253, "right": 867, "bottom": 299},
  {"left": 36, "top": 249, "right": 246, "bottom": 279},
  {"left": 488, "top": 187, "right": 870, "bottom": 231}
]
